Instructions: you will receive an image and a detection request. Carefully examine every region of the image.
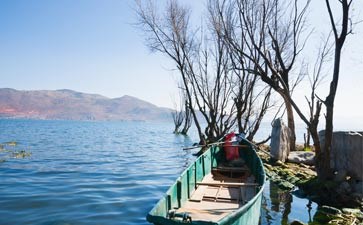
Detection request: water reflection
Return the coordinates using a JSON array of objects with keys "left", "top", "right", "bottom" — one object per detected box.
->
[
  {"left": 0, "top": 120, "right": 321, "bottom": 225},
  {"left": 173, "top": 134, "right": 195, "bottom": 170},
  {"left": 261, "top": 181, "right": 318, "bottom": 225}
]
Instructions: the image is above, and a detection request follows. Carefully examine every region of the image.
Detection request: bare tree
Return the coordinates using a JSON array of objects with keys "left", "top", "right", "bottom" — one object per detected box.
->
[
  {"left": 304, "top": 36, "right": 331, "bottom": 148},
  {"left": 171, "top": 89, "right": 186, "bottom": 134},
  {"left": 180, "top": 89, "right": 192, "bottom": 135},
  {"left": 171, "top": 108, "right": 184, "bottom": 134},
  {"left": 136, "top": 0, "right": 204, "bottom": 142},
  {"left": 206, "top": 0, "right": 353, "bottom": 179},
  {"left": 214, "top": 0, "right": 311, "bottom": 151},
  {"left": 136, "top": 0, "right": 236, "bottom": 143},
  {"left": 287, "top": 0, "right": 353, "bottom": 179},
  {"left": 231, "top": 59, "right": 274, "bottom": 141},
  {"left": 209, "top": 0, "right": 274, "bottom": 141},
  {"left": 136, "top": 0, "right": 274, "bottom": 144},
  {"left": 318, "top": 0, "right": 353, "bottom": 179},
  {"left": 270, "top": 0, "right": 353, "bottom": 179}
]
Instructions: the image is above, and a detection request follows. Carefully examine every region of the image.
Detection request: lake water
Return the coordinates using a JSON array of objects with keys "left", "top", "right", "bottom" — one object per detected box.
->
[{"left": 0, "top": 119, "right": 318, "bottom": 225}]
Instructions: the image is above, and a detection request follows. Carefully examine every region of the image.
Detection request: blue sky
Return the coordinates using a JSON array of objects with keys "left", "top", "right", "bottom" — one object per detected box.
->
[
  {"left": 0, "top": 0, "right": 179, "bottom": 107},
  {"left": 0, "top": 0, "right": 362, "bottom": 128}
]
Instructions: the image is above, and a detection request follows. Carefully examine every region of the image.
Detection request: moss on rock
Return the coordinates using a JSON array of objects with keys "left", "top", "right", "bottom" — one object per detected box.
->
[{"left": 257, "top": 146, "right": 363, "bottom": 225}]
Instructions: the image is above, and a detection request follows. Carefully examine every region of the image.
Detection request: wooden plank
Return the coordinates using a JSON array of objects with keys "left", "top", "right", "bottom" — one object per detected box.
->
[
  {"left": 176, "top": 199, "right": 240, "bottom": 222},
  {"left": 196, "top": 181, "right": 258, "bottom": 187},
  {"left": 214, "top": 185, "right": 223, "bottom": 201},
  {"left": 212, "top": 166, "right": 249, "bottom": 172},
  {"left": 189, "top": 185, "right": 208, "bottom": 202}
]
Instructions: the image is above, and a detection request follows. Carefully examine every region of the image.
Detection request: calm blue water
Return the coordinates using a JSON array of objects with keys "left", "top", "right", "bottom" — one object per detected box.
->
[{"left": 0, "top": 119, "right": 317, "bottom": 225}]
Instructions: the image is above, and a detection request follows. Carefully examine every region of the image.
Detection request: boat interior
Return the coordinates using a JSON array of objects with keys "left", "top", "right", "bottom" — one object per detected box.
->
[{"left": 172, "top": 160, "right": 258, "bottom": 223}]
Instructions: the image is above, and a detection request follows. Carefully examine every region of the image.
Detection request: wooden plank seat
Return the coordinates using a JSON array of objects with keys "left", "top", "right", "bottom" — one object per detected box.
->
[
  {"left": 192, "top": 181, "right": 258, "bottom": 203},
  {"left": 190, "top": 185, "right": 208, "bottom": 202},
  {"left": 212, "top": 166, "right": 249, "bottom": 173},
  {"left": 212, "top": 166, "right": 250, "bottom": 179},
  {"left": 196, "top": 181, "right": 259, "bottom": 187}
]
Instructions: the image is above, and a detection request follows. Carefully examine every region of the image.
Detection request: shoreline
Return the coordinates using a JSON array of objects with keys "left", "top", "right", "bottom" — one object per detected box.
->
[{"left": 257, "top": 146, "right": 363, "bottom": 225}]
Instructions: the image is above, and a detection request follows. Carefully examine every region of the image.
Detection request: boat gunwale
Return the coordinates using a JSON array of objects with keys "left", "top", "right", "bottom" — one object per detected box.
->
[{"left": 147, "top": 140, "right": 266, "bottom": 225}]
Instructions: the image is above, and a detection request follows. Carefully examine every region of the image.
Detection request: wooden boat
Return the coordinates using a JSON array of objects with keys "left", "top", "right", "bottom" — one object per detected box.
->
[{"left": 146, "top": 134, "right": 266, "bottom": 225}]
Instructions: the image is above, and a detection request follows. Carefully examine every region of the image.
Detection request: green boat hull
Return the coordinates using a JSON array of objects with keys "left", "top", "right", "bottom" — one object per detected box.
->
[{"left": 147, "top": 139, "right": 266, "bottom": 225}]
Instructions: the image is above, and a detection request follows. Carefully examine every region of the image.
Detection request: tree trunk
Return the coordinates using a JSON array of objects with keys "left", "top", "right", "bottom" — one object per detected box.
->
[
  {"left": 236, "top": 102, "right": 244, "bottom": 134},
  {"left": 309, "top": 126, "right": 327, "bottom": 178},
  {"left": 181, "top": 100, "right": 192, "bottom": 135},
  {"left": 321, "top": 105, "right": 334, "bottom": 179},
  {"left": 317, "top": 0, "right": 350, "bottom": 180},
  {"left": 306, "top": 128, "right": 311, "bottom": 147},
  {"left": 284, "top": 97, "right": 296, "bottom": 152},
  {"left": 319, "top": 39, "right": 344, "bottom": 180}
]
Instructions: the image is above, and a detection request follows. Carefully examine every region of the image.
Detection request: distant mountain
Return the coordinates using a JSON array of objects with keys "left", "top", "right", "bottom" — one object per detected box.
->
[{"left": 0, "top": 88, "right": 172, "bottom": 121}]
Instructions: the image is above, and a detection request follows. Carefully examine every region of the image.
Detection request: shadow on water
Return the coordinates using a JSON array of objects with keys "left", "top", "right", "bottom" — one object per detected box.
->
[{"left": 260, "top": 180, "right": 318, "bottom": 225}]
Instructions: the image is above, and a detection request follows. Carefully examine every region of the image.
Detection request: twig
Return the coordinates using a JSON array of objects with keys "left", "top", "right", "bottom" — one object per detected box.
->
[
  {"left": 182, "top": 141, "right": 226, "bottom": 150},
  {"left": 255, "top": 136, "right": 271, "bottom": 145},
  {"left": 183, "top": 142, "right": 250, "bottom": 151}
]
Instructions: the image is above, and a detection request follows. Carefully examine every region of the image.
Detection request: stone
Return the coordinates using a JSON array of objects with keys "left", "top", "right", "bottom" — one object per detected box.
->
[
  {"left": 287, "top": 176, "right": 300, "bottom": 184},
  {"left": 337, "top": 181, "right": 352, "bottom": 194},
  {"left": 270, "top": 118, "right": 290, "bottom": 162},
  {"left": 290, "top": 220, "right": 306, "bottom": 225},
  {"left": 351, "top": 192, "right": 363, "bottom": 200},
  {"left": 319, "top": 131, "right": 363, "bottom": 181},
  {"left": 342, "top": 208, "right": 363, "bottom": 219},
  {"left": 264, "top": 163, "right": 273, "bottom": 171},
  {"left": 276, "top": 180, "right": 295, "bottom": 190},
  {"left": 292, "top": 189, "right": 307, "bottom": 198},
  {"left": 352, "top": 180, "right": 363, "bottom": 194},
  {"left": 274, "top": 160, "right": 285, "bottom": 166},
  {"left": 334, "top": 169, "right": 347, "bottom": 183},
  {"left": 287, "top": 151, "right": 315, "bottom": 165},
  {"left": 320, "top": 205, "right": 342, "bottom": 215}
]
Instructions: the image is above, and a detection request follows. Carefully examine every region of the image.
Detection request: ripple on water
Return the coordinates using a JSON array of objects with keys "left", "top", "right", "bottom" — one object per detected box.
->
[{"left": 0, "top": 120, "right": 317, "bottom": 225}]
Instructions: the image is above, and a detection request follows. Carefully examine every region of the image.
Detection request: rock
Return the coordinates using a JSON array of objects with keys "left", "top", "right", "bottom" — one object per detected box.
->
[
  {"left": 274, "top": 160, "right": 285, "bottom": 166},
  {"left": 320, "top": 205, "right": 342, "bottom": 215},
  {"left": 290, "top": 220, "right": 306, "bottom": 225},
  {"left": 352, "top": 180, "right": 363, "bottom": 194},
  {"left": 299, "top": 163, "right": 310, "bottom": 169},
  {"left": 270, "top": 118, "right": 290, "bottom": 162},
  {"left": 334, "top": 169, "right": 347, "bottom": 182},
  {"left": 264, "top": 163, "right": 273, "bottom": 171},
  {"left": 275, "top": 179, "right": 295, "bottom": 190},
  {"left": 351, "top": 192, "right": 363, "bottom": 200},
  {"left": 292, "top": 189, "right": 307, "bottom": 198},
  {"left": 319, "top": 131, "right": 363, "bottom": 181},
  {"left": 342, "top": 208, "right": 363, "bottom": 219},
  {"left": 308, "top": 194, "right": 321, "bottom": 202},
  {"left": 286, "top": 176, "right": 300, "bottom": 184},
  {"left": 287, "top": 151, "right": 315, "bottom": 165},
  {"left": 337, "top": 181, "right": 352, "bottom": 194},
  {"left": 313, "top": 210, "right": 332, "bottom": 224}
]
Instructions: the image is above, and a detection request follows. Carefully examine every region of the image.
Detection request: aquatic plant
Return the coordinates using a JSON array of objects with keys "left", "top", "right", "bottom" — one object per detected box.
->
[
  {"left": 0, "top": 141, "right": 31, "bottom": 161},
  {"left": 5, "top": 141, "right": 17, "bottom": 146},
  {"left": 12, "top": 150, "right": 32, "bottom": 158}
]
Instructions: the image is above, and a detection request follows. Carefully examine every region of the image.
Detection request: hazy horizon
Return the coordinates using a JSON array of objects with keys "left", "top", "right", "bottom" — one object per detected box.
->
[{"left": 0, "top": 0, "right": 362, "bottom": 127}]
